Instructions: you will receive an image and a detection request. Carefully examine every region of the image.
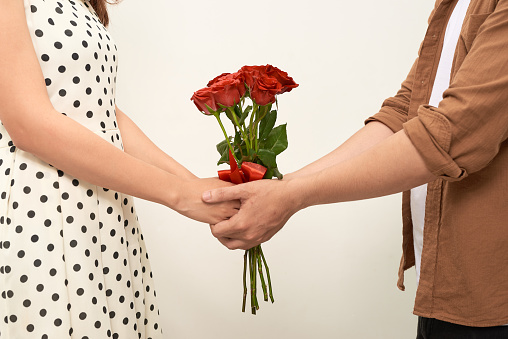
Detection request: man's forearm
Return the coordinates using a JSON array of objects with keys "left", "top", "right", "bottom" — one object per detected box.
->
[
  {"left": 286, "top": 122, "right": 394, "bottom": 180},
  {"left": 291, "top": 129, "right": 436, "bottom": 209}
]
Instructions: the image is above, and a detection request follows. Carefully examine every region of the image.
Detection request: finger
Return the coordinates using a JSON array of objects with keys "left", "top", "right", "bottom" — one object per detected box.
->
[
  {"left": 202, "top": 185, "right": 243, "bottom": 204},
  {"left": 216, "top": 237, "right": 249, "bottom": 250},
  {"left": 209, "top": 218, "right": 235, "bottom": 239}
]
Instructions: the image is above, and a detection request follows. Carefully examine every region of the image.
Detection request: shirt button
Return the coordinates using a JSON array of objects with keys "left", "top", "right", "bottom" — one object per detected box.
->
[{"left": 421, "top": 80, "right": 425, "bottom": 85}]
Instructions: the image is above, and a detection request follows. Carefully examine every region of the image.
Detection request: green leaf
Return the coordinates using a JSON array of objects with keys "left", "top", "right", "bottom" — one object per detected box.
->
[
  {"left": 239, "top": 105, "right": 252, "bottom": 125},
  {"left": 264, "top": 168, "right": 274, "bottom": 179},
  {"left": 234, "top": 130, "right": 242, "bottom": 145},
  {"left": 257, "top": 149, "right": 277, "bottom": 168},
  {"left": 217, "top": 149, "right": 229, "bottom": 165},
  {"left": 234, "top": 105, "right": 242, "bottom": 119},
  {"left": 216, "top": 139, "right": 229, "bottom": 156},
  {"left": 260, "top": 124, "right": 288, "bottom": 155},
  {"left": 259, "top": 110, "right": 277, "bottom": 140}
]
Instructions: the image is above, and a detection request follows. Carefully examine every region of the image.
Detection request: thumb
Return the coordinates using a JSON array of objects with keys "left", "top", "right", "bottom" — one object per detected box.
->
[{"left": 202, "top": 185, "right": 242, "bottom": 203}]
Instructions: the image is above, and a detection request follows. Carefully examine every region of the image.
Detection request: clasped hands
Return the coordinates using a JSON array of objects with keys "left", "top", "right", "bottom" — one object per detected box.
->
[{"left": 202, "top": 177, "right": 301, "bottom": 250}]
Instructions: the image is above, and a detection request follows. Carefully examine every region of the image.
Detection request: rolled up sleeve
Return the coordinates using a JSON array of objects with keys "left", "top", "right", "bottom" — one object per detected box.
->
[
  {"left": 365, "top": 59, "right": 417, "bottom": 133},
  {"left": 403, "top": 2, "right": 508, "bottom": 181}
]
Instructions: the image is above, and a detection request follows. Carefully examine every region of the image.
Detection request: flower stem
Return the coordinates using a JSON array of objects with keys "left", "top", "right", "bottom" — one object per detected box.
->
[
  {"left": 259, "top": 246, "right": 274, "bottom": 303},
  {"left": 213, "top": 112, "right": 237, "bottom": 162},
  {"left": 242, "top": 251, "right": 248, "bottom": 313},
  {"left": 256, "top": 246, "right": 268, "bottom": 301},
  {"left": 229, "top": 107, "right": 251, "bottom": 153},
  {"left": 248, "top": 249, "right": 256, "bottom": 314}
]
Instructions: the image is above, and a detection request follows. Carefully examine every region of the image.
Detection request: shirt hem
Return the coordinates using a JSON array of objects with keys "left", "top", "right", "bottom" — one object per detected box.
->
[{"left": 413, "top": 309, "right": 508, "bottom": 327}]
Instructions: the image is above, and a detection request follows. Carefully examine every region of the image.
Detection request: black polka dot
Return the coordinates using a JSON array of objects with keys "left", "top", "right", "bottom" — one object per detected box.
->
[
  {"left": 35, "top": 29, "right": 44, "bottom": 37},
  {"left": 65, "top": 29, "right": 73, "bottom": 36}
]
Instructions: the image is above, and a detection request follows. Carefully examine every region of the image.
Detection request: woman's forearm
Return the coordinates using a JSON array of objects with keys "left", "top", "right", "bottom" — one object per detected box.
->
[
  {"left": 17, "top": 108, "right": 185, "bottom": 208},
  {"left": 115, "top": 106, "right": 197, "bottom": 180}
]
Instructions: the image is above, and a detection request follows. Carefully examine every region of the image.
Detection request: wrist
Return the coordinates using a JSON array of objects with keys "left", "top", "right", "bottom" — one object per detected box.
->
[
  {"left": 160, "top": 172, "right": 187, "bottom": 210},
  {"left": 284, "top": 178, "right": 308, "bottom": 214}
]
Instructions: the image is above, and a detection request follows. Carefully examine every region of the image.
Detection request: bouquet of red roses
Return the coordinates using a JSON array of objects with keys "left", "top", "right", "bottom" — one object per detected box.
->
[{"left": 191, "top": 65, "right": 298, "bottom": 314}]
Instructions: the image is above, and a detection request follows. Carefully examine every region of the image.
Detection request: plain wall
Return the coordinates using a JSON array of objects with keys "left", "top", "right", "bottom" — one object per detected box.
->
[{"left": 108, "top": 1, "right": 435, "bottom": 338}]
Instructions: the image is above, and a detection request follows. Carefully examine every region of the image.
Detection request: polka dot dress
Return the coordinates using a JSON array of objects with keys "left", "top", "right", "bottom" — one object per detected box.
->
[{"left": 0, "top": 0, "right": 162, "bottom": 338}]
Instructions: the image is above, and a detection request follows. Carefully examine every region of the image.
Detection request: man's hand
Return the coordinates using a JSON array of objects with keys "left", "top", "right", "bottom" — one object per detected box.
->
[{"left": 202, "top": 179, "right": 300, "bottom": 250}]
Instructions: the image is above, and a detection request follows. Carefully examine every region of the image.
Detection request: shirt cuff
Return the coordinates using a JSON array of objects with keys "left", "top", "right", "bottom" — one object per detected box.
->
[
  {"left": 365, "top": 111, "right": 405, "bottom": 133},
  {"left": 403, "top": 105, "right": 466, "bottom": 181}
]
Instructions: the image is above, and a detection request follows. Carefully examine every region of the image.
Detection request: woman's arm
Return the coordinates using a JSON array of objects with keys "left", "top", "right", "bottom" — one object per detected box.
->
[
  {"left": 0, "top": 0, "right": 237, "bottom": 224},
  {"left": 115, "top": 106, "right": 197, "bottom": 180}
]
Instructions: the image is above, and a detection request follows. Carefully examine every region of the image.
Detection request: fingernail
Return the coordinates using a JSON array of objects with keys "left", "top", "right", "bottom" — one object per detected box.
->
[{"left": 202, "top": 191, "right": 211, "bottom": 201}]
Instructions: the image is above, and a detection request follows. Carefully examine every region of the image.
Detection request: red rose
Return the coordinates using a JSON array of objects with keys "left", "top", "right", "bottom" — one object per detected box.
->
[
  {"left": 265, "top": 65, "right": 299, "bottom": 94},
  {"left": 191, "top": 87, "right": 218, "bottom": 114},
  {"left": 250, "top": 74, "right": 282, "bottom": 106},
  {"left": 207, "top": 73, "right": 231, "bottom": 87},
  {"left": 210, "top": 77, "right": 243, "bottom": 108},
  {"left": 240, "top": 65, "right": 267, "bottom": 90}
]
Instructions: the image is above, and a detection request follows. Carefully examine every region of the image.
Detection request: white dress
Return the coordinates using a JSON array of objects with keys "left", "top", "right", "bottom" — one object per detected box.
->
[{"left": 0, "top": 0, "right": 162, "bottom": 338}]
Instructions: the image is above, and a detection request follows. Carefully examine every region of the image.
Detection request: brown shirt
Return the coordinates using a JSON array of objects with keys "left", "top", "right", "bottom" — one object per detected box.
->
[{"left": 366, "top": 0, "right": 508, "bottom": 327}]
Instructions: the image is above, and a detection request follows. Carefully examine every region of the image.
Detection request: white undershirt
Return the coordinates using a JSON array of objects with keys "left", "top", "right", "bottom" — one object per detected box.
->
[{"left": 411, "top": 0, "right": 470, "bottom": 286}]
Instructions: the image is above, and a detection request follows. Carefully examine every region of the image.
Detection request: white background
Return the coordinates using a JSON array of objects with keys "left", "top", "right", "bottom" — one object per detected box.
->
[{"left": 109, "top": 1, "right": 435, "bottom": 338}]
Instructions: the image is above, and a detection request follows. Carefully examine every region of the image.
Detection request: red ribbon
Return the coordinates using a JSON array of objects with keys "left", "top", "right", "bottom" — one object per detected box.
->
[{"left": 218, "top": 150, "right": 267, "bottom": 184}]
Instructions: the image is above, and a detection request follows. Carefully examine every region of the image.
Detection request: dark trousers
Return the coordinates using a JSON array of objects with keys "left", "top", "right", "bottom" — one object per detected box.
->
[{"left": 417, "top": 317, "right": 508, "bottom": 339}]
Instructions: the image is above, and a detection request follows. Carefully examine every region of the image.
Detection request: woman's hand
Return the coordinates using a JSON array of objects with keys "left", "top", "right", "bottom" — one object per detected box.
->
[{"left": 174, "top": 177, "right": 240, "bottom": 224}]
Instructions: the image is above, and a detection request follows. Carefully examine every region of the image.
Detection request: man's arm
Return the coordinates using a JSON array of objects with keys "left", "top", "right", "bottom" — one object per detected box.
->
[
  {"left": 285, "top": 121, "right": 394, "bottom": 180},
  {"left": 203, "top": 129, "right": 435, "bottom": 250}
]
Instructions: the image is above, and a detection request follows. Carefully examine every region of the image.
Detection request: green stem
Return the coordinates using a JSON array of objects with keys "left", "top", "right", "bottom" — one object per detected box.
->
[
  {"left": 229, "top": 107, "right": 251, "bottom": 153},
  {"left": 249, "top": 103, "right": 258, "bottom": 146},
  {"left": 213, "top": 112, "right": 237, "bottom": 162},
  {"left": 253, "top": 106, "right": 269, "bottom": 153},
  {"left": 242, "top": 251, "right": 248, "bottom": 313},
  {"left": 256, "top": 245, "right": 268, "bottom": 301},
  {"left": 253, "top": 248, "right": 259, "bottom": 310},
  {"left": 249, "top": 249, "right": 256, "bottom": 314},
  {"left": 259, "top": 246, "right": 274, "bottom": 303}
]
